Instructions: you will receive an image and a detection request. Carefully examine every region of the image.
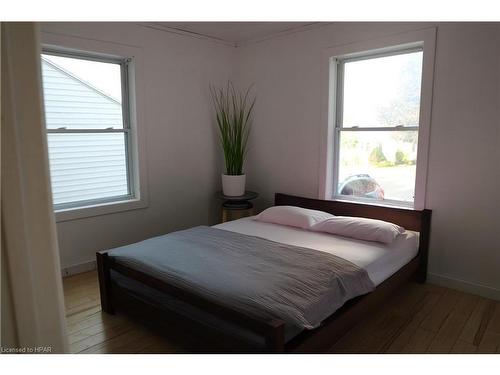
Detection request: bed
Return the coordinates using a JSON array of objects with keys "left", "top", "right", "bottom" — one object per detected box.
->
[{"left": 97, "top": 193, "right": 431, "bottom": 353}]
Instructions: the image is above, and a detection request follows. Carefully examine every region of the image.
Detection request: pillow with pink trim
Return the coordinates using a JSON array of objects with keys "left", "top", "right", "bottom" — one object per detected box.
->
[
  {"left": 254, "top": 206, "right": 334, "bottom": 230},
  {"left": 311, "top": 216, "right": 405, "bottom": 244}
]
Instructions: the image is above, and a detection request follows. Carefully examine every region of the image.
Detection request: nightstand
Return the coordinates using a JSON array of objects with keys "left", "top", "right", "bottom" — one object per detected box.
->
[{"left": 216, "top": 191, "right": 259, "bottom": 223}]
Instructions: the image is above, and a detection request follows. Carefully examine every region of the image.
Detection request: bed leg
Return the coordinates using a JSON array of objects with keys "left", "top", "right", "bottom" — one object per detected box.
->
[
  {"left": 416, "top": 271, "right": 427, "bottom": 284},
  {"left": 264, "top": 320, "right": 285, "bottom": 353},
  {"left": 96, "top": 251, "right": 114, "bottom": 314},
  {"left": 416, "top": 209, "right": 431, "bottom": 284}
]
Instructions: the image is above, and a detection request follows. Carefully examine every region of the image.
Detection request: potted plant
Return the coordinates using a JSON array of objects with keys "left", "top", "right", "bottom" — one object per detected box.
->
[{"left": 210, "top": 82, "right": 255, "bottom": 196}]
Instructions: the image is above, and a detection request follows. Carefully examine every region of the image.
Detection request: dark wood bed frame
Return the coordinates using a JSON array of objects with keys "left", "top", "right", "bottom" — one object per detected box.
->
[{"left": 96, "top": 193, "right": 431, "bottom": 353}]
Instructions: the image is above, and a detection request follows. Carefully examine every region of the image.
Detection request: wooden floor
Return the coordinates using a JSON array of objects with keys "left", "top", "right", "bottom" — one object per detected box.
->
[{"left": 63, "top": 270, "right": 500, "bottom": 354}]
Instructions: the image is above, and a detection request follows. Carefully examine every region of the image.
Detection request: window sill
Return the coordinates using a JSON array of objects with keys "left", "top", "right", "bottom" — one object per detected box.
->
[
  {"left": 332, "top": 196, "right": 415, "bottom": 210},
  {"left": 54, "top": 197, "right": 148, "bottom": 223}
]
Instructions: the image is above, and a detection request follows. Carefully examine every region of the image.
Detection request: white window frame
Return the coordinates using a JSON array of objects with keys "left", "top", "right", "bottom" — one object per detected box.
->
[
  {"left": 318, "top": 28, "right": 436, "bottom": 210},
  {"left": 41, "top": 32, "right": 149, "bottom": 222}
]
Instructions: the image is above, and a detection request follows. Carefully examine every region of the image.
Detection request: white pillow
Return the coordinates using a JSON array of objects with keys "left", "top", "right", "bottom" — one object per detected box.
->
[
  {"left": 311, "top": 216, "right": 405, "bottom": 244},
  {"left": 254, "top": 206, "right": 334, "bottom": 230}
]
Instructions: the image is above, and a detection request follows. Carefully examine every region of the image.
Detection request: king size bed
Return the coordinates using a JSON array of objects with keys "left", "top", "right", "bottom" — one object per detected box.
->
[{"left": 96, "top": 193, "right": 431, "bottom": 353}]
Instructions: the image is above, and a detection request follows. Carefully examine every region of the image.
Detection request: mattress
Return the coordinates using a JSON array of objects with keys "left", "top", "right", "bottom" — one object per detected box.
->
[{"left": 214, "top": 216, "right": 419, "bottom": 286}]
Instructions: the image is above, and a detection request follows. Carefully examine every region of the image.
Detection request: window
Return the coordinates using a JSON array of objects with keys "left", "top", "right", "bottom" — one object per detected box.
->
[
  {"left": 41, "top": 50, "right": 135, "bottom": 211},
  {"left": 333, "top": 47, "right": 424, "bottom": 207}
]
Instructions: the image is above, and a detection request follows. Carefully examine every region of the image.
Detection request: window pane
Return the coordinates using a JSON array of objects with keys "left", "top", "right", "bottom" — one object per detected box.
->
[
  {"left": 47, "top": 133, "right": 129, "bottom": 206},
  {"left": 41, "top": 54, "right": 124, "bottom": 129},
  {"left": 342, "top": 51, "right": 423, "bottom": 128},
  {"left": 337, "top": 131, "right": 418, "bottom": 202}
]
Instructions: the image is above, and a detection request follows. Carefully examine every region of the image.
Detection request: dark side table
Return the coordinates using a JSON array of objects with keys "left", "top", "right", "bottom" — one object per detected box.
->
[{"left": 216, "top": 191, "right": 259, "bottom": 223}]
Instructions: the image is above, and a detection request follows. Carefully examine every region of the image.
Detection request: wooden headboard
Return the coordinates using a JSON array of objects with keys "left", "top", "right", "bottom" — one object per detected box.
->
[
  {"left": 275, "top": 193, "right": 430, "bottom": 232},
  {"left": 275, "top": 193, "right": 432, "bottom": 281}
]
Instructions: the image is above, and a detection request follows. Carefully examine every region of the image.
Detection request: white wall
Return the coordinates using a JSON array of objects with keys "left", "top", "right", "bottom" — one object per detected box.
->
[
  {"left": 40, "top": 23, "right": 235, "bottom": 270},
  {"left": 234, "top": 22, "right": 500, "bottom": 299}
]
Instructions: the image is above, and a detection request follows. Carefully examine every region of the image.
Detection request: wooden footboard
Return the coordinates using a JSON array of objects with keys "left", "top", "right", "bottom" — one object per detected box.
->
[
  {"left": 96, "top": 251, "right": 114, "bottom": 314},
  {"left": 96, "top": 250, "right": 286, "bottom": 352}
]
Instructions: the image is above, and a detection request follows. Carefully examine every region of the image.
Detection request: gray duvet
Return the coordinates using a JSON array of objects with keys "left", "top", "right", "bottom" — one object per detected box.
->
[{"left": 108, "top": 226, "right": 375, "bottom": 330}]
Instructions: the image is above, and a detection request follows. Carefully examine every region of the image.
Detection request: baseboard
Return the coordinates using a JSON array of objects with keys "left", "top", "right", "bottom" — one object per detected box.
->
[
  {"left": 61, "top": 260, "right": 96, "bottom": 277},
  {"left": 427, "top": 272, "right": 500, "bottom": 301}
]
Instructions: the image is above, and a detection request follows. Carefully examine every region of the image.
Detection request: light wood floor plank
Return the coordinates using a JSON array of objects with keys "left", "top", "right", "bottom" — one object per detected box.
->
[
  {"left": 426, "top": 292, "right": 479, "bottom": 353},
  {"left": 65, "top": 304, "right": 102, "bottom": 323},
  {"left": 384, "top": 292, "right": 441, "bottom": 353},
  {"left": 66, "top": 311, "right": 118, "bottom": 335},
  {"left": 420, "top": 289, "right": 462, "bottom": 332},
  {"left": 81, "top": 328, "right": 156, "bottom": 354},
  {"left": 450, "top": 340, "right": 477, "bottom": 353},
  {"left": 70, "top": 321, "right": 134, "bottom": 353},
  {"left": 65, "top": 298, "right": 103, "bottom": 317},
  {"left": 477, "top": 332, "right": 500, "bottom": 353},
  {"left": 487, "top": 302, "right": 500, "bottom": 333},
  {"left": 69, "top": 316, "right": 127, "bottom": 345},
  {"left": 459, "top": 298, "right": 493, "bottom": 345}
]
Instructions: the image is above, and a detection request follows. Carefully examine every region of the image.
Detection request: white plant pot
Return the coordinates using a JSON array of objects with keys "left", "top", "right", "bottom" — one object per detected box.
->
[{"left": 221, "top": 174, "right": 246, "bottom": 197}]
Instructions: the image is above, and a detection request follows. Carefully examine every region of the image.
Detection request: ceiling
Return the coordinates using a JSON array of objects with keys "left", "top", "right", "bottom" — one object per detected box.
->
[{"left": 148, "top": 22, "right": 321, "bottom": 46}]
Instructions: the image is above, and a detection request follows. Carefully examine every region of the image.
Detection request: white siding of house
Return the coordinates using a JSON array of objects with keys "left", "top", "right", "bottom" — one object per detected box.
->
[{"left": 41, "top": 59, "right": 129, "bottom": 206}]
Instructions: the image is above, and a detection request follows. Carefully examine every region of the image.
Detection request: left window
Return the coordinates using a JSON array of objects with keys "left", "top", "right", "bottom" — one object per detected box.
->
[{"left": 41, "top": 50, "right": 134, "bottom": 210}]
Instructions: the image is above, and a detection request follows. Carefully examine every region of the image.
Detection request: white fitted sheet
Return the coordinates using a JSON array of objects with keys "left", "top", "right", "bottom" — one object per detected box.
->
[{"left": 214, "top": 217, "right": 419, "bottom": 286}]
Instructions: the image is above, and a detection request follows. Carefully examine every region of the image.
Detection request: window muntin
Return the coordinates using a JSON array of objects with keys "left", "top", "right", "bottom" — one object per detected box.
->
[
  {"left": 334, "top": 48, "right": 423, "bottom": 206},
  {"left": 41, "top": 51, "right": 133, "bottom": 210}
]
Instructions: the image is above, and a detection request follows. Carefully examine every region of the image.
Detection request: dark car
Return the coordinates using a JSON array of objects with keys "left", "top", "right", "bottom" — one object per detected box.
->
[{"left": 338, "top": 174, "right": 385, "bottom": 200}]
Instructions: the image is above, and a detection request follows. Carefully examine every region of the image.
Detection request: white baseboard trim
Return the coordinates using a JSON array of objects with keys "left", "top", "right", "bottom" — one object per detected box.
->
[
  {"left": 427, "top": 272, "right": 500, "bottom": 301},
  {"left": 61, "top": 260, "right": 96, "bottom": 277}
]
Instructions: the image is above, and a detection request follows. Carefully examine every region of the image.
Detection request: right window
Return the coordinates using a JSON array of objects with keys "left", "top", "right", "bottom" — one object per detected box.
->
[{"left": 334, "top": 48, "right": 423, "bottom": 206}]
